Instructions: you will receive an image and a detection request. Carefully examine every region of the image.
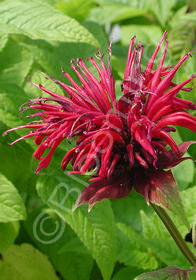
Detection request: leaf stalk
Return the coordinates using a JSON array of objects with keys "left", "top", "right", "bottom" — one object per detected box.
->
[{"left": 151, "top": 203, "right": 196, "bottom": 266}]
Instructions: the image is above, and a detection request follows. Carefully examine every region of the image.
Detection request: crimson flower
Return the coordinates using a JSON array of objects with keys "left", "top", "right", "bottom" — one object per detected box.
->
[{"left": 4, "top": 31, "right": 196, "bottom": 210}]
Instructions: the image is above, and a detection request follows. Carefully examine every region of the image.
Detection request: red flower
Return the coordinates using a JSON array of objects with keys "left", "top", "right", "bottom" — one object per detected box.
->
[{"left": 4, "top": 31, "right": 196, "bottom": 210}]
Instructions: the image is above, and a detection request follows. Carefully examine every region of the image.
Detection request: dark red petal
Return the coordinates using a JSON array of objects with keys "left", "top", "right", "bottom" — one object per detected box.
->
[
  {"left": 157, "top": 141, "right": 196, "bottom": 169},
  {"left": 133, "top": 168, "right": 151, "bottom": 203},
  {"left": 149, "top": 170, "right": 176, "bottom": 207},
  {"left": 127, "top": 144, "right": 134, "bottom": 167},
  {"left": 152, "top": 129, "right": 179, "bottom": 155},
  {"left": 74, "top": 175, "right": 132, "bottom": 211},
  {"left": 149, "top": 170, "right": 189, "bottom": 228}
]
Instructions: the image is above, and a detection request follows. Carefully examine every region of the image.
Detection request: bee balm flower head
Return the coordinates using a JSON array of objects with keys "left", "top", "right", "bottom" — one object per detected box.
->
[{"left": 4, "top": 31, "right": 196, "bottom": 211}]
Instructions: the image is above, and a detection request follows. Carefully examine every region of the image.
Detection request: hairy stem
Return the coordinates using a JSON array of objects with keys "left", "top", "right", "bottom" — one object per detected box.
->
[{"left": 151, "top": 203, "right": 196, "bottom": 266}]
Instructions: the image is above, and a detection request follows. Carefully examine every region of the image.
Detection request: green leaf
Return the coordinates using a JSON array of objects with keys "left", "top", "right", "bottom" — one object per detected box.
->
[
  {"left": 134, "top": 266, "right": 195, "bottom": 280},
  {"left": 193, "top": 217, "right": 196, "bottom": 250},
  {"left": 111, "top": 190, "right": 153, "bottom": 232},
  {"left": 121, "top": 25, "right": 163, "bottom": 47},
  {"left": 0, "top": 244, "right": 59, "bottom": 280},
  {"left": 95, "top": 0, "right": 145, "bottom": 8},
  {"left": 22, "top": 37, "right": 98, "bottom": 84},
  {"left": 24, "top": 207, "right": 94, "bottom": 280},
  {"left": 190, "top": 272, "right": 196, "bottom": 280},
  {"left": 171, "top": 129, "right": 195, "bottom": 190},
  {"left": 116, "top": 223, "right": 158, "bottom": 270},
  {"left": 56, "top": 0, "right": 96, "bottom": 22},
  {"left": 172, "top": 159, "right": 194, "bottom": 191},
  {"left": 0, "top": 83, "right": 30, "bottom": 128},
  {"left": 112, "top": 266, "right": 145, "bottom": 280},
  {"left": 36, "top": 171, "right": 117, "bottom": 280},
  {"left": 87, "top": 4, "right": 147, "bottom": 25},
  {"left": 82, "top": 21, "right": 109, "bottom": 54},
  {"left": 0, "top": 221, "right": 19, "bottom": 253},
  {"left": 169, "top": 10, "right": 196, "bottom": 59},
  {"left": 140, "top": 211, "right": 190, "bottom": 268},
  {"left": 0, "top": 0, "right": 99, "bottom": 46},
  {"left": 54, "top": 238, "right": 94, "bottom": 280},
  {"left": 0, "top": 33, "right": 8, "bottom": 52},
  {"left": 144, "top": 0, "right": 178, "bottom": 27},
  {"left": 0, "top": 140, "right": 36, "bottom": 192},
  {"left": 141, "top": 186, "right": 196, "bottom": 269},
  {"left": 0, "top": 172, "right": 26, "bottom": 222},
  {"left": 0, "top": 36, "right": 33, "bottom": 87},
  {"left": 181, "top": 186, "right": 196, "bottom": 231}
]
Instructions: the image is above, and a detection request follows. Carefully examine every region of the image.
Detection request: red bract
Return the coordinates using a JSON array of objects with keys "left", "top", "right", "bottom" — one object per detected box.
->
[{"left": 4, "top": 31, "right": 196, "bottom": 210}]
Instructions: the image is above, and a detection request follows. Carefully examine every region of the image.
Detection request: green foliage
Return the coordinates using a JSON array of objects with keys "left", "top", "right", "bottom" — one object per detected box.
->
[
  {"left": 0, "top": 0, "right": 195, "bottom": 279},
  {"left": 56, "top": 0, "right": 96, "bottom": 22},
  {"left": 87, "top": 4, "right": 147, "bottom": 25},
  {"left": 24, "top": 207, "right": 94, "bottom": 280},
  {"left": 0, "top": 244, "right": 59, "bottom": 280},
  {"left": 0, "top": 222, "right": 19, "bottom": 253},
  {"left": 116, "top": 223, "right": 158, "bottom": 270},
  {"left": 36, "top": 171, "right": 117, "bottom": 280},
  {"left": 0, "top": 173, "right": 26, "bottom": 222},
  {"left": 0, "top": 0, "right": 98, "bottom": 46}
]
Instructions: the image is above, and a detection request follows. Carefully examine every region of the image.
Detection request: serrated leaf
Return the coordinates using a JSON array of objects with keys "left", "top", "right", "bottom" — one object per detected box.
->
[
  {"left": 111, "top": 190, "right": 153, "bottom": 232},
  {"left": 116, "top": 223, "right": 158, "bottom": 270},
  {"left": 181, "top": 186, "right": 196, "bottom": 231},
  {"left": 0, "top": 221, "right": 19, "bottom": 253},
  {"left": 24, "top": 207, "right": 94, "bottom": 280},
  {"left": 0, "top": 83, "right": 29, "bottom": 128},
  {"left": 21, "top": 37, "right": 98, "bottom": 83},
  {"left": 134, "top": 266, "right": 195, "bottom": 280},
  {"left": 164, "top": 186, "right": 196, "bottom": 241},
  {"left": 0, "top": 244, "right": 59, "bottom": 280},
  {"left": 36, "top": 171, "right": 116, "bottom": 280},
  {"left": 144, "top": 0, "right": 177, "bottom": 27},
  {"left": 0, "top": 0, "right": 99, "bottom": 46},
  {"left": 82, "top": 21, "right": 109, "bottom": 54},
  {"left": 140, "top": 211, "right": 190, "bottom": 268},
  {"left": 0, "top": 173, "right": 26, "bottom": 222},
  {"left": 169, "top": 10, "right": 196, "bottom": 59},
  {"left": 0, "top": 36, "right": 33, "bottom": 87},
  {"left": 95, "top": 0, "right": 146, "bottom": 8},
  {"left": 56, "top": 0, "right": 96, "bottom": 22},
  {"left": 87, "top": 4, "right": 147, "bottom": 25},
  {"left": 54, "top": 239, "right": 94, "bottom": 280}
]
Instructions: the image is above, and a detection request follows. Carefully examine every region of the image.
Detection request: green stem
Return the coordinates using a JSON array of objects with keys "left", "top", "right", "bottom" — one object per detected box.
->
[{"left": 150, "top": 202, "right": 196, "bottom": 266}]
